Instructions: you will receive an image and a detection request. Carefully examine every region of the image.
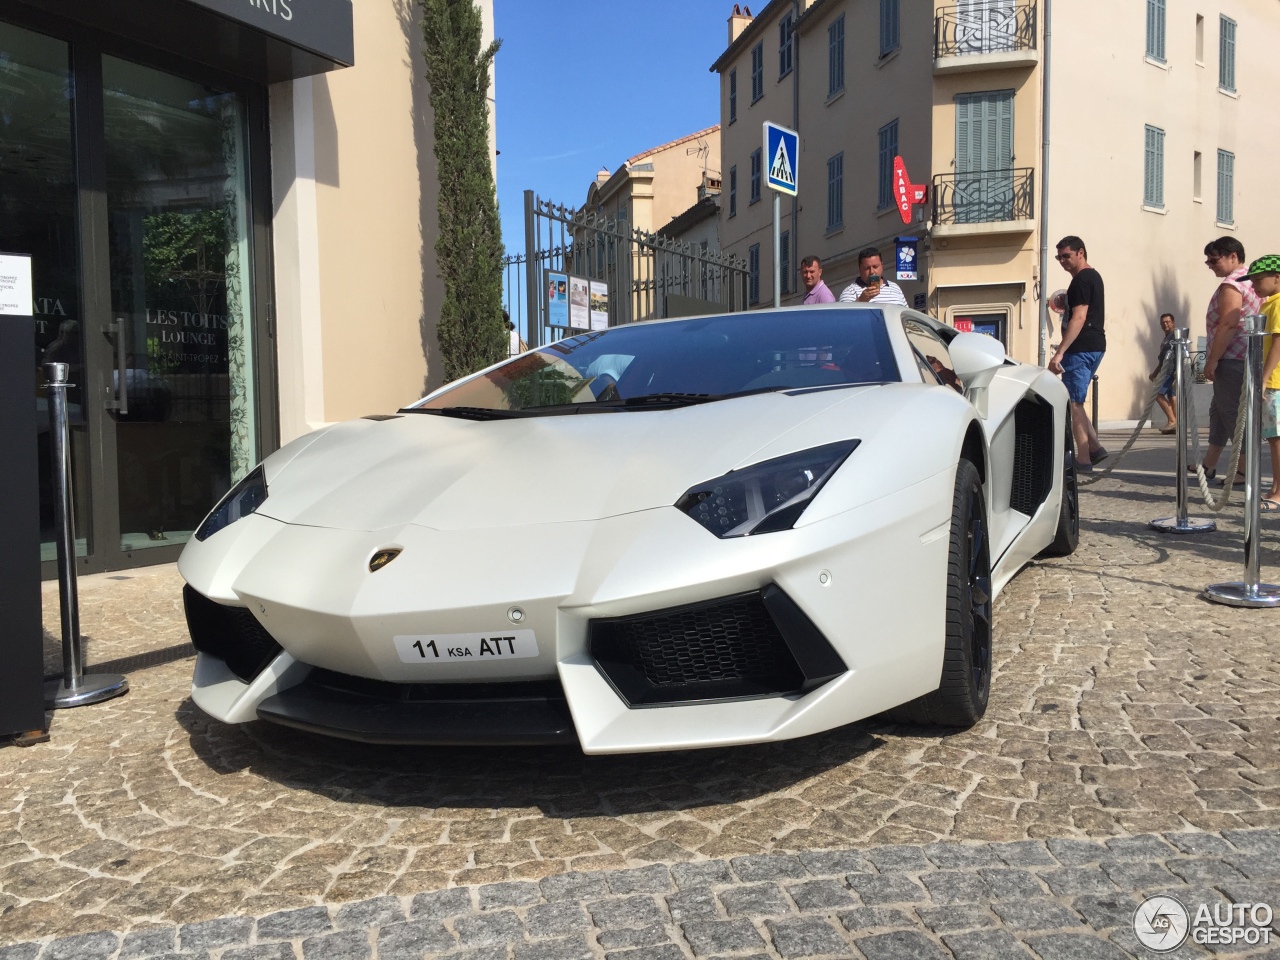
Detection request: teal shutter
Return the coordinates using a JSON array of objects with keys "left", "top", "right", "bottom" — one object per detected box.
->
[
  {"left": 1217, "top": 149, "right": 1235, "bottom": 223},
  {"left": 1147, "top": 0, "right": 1166, "bottom": 61},
  {"left": 1144, "top": 125, "right": 1165, "bottom": 207},
  {"left": 1220, "top": 17, "right": 1236, "bottom": 91}
]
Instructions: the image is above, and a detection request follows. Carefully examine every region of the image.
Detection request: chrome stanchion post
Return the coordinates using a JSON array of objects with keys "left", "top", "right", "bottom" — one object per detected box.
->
[
  {"left": 1206, "top": 315, "right": 1280, "bottom": 607},
  {"left": 1151, "top": 327, "right": 1215, "bottom": 533},
  {"left": 42, "top": 362, "right": 129, "bottom": 708}
]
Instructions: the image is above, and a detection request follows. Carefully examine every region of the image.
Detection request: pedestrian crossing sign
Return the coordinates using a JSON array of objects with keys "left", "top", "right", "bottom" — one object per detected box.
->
[{"left": 764, "top": 122, "right": 798, "bottom": 196}]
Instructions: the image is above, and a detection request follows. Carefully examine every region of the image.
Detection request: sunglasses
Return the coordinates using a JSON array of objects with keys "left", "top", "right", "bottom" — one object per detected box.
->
[{"left": 1054, "top": 253, "right": 1073, "bottom": 261}]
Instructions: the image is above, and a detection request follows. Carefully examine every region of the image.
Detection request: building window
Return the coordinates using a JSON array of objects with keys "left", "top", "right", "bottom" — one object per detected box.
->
[
  {"left": 829, "top": 14, "right": 845, "bottom": 97},
  {"left": 729, "top": 69, "right": 737, "bottom": 123},
  {"left": 1145, "top": 0, "right": 1165, "bottom": 62},
  {"left": 780, "top": 230, "right": 791, "bottom": 294},
  {"left": 1193, "top": 150, "right": 1202, "bottom": 201},
  {"left": 880, "top": 0, "right": 900, "bottom": 59},
  {"left": 779, "top": 13, "right": 794, "bottom": 78},
  {"left": 728, "top": 166, "right": 737, "bottom": 217},
  {"left": 827, "top": 152, "right": 844, "bottom": 230},
  {"left": 1195, "top": 14, "right": 1204, "bottom": 63},
  {"left": 749, "top": 243, "right": 761, "bottom": 304},
  {"left": 877, "top": 120, "right": 899, "bottom": 209},
  {"left": 1144, "top": 124, "right": 1165, "bottom": 208},
  {"left": 750, "top": 148, "right": 762, "bottom": 203},
  {"left": 1219, "top": 16, "right": 1236, "bottom": 92},
  {"left": 1217, "top": 149, "right": 1235, "bottom": 224},
  {"left": 751, "top": 41, "right": 764, "bottom": 101}
]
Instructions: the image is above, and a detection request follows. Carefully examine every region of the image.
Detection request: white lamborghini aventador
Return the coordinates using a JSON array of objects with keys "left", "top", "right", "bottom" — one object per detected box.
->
[{"left": 179, "top": 304, "right": 1077, "bottom": 753}]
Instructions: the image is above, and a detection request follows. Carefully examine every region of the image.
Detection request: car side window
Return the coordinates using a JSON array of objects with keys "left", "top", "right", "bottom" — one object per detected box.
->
[{"left": 903, "top": 318, "right": 961, "bottom": 393}]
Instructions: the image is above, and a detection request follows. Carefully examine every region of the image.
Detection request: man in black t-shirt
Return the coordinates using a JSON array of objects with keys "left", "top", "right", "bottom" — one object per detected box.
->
[{"left": 1049, "top": 235, "right": 1108, "bottom": 471}]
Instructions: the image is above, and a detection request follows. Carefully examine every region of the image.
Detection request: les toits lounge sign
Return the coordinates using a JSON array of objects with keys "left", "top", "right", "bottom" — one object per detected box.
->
[{"left": 183, "top": 0, "right": 354, "bottom": 66}]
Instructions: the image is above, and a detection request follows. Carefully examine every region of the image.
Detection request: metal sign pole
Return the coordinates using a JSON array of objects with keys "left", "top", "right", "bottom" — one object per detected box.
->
[
  {"left": 1206, "top": 315, "right": 1280, "bottom": 606},
  {"left": 773, "top": 192, "right": 781, "bottom": 309},
  {"left": 1151, "top": 328, "right": 1214, "bottom": 533},
  {"left": 43, "top": 362, "right": 129, "bottom": 708}
]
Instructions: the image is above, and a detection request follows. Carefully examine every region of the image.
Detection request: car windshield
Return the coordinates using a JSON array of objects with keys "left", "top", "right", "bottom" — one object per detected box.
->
[{"left": 409, "top": 308, "right": 900, "bottom": 414}]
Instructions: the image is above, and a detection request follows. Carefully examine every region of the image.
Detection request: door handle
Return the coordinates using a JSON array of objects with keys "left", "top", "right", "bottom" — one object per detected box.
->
[{"left": 104, "top": 317, "right": 128, "bottom": 416}]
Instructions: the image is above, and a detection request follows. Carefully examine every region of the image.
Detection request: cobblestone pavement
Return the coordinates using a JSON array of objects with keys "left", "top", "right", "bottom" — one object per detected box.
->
[{"left": 3, "top": 432, "right": 1280, "bottom": 958}]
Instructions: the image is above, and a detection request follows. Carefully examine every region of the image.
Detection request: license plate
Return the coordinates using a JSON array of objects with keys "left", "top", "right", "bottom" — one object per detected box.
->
[{"left": 393, "top": 630, "right": 538, "bottom": 664}]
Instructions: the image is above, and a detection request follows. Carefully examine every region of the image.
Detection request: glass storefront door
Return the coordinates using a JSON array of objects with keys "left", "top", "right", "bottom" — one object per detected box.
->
[
  {"left": 102, "top": 56, "right": 256, "bottom": 552},
  {"left": 0, "top": 18, "right": 270, "bottom": 576},
  {"left": 0, "top": 22, "right": 93, "bottom": 563}
]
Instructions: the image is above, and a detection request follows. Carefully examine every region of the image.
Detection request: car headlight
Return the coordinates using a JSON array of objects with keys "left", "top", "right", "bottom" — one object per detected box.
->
[
  {"left": 195, "top": 465, "right": 268, "bottom": 541},
  {"left": 676, "top": 440, "right": 859, "bottom": 538}
]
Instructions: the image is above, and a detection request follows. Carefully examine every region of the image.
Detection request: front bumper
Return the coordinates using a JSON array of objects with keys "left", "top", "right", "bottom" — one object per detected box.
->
[{"left": 182, "top": 472, "right": 952, "bottom": 753}]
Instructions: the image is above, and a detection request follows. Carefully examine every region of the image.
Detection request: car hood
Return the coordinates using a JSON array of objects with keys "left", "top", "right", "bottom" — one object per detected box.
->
[{"left": 255, "top": 388, "right": 891, "bottom": 532}]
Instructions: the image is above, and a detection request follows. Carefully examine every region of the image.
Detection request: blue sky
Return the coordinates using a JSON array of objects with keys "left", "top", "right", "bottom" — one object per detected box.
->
[{"left": 492, "top": 0, "right": 729, "bottom": 256}]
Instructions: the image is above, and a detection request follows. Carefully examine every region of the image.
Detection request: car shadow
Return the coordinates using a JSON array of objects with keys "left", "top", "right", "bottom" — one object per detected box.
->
[{"left": 174, "top": 698, "right": 888, "bottom": 817}]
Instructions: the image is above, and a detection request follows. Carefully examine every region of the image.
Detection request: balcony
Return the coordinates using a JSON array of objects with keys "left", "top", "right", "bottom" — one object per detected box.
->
[
  {"left": 934, "top": 3, "right": 1038, "bottom": 74},
  {"left": 931, "top": 169, "right": 1035, "bottom": 239}
]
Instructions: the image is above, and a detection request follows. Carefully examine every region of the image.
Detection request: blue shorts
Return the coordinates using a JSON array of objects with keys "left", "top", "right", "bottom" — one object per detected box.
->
[
  {"left": 1158, "top": 374, "right": 1175, "bottom": 398},
  {"left": 1060, "top": 350, "right": 1104, "bottom": 404}
]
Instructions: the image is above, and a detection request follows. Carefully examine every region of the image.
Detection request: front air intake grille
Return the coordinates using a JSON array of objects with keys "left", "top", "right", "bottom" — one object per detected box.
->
[
  {"left": 590, "top": 590, "right": 817, "bottom": 706},
  {"left": 1010, "top": 397, "right": 1054, "bottom": 516},
  {"left": 183, "top": 585, "right": 283, "bottom": 683}
]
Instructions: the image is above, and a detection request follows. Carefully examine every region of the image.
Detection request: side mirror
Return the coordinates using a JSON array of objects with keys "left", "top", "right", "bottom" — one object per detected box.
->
[{"left": 948, "top": 332, "right": 1006, "bottom": 418}]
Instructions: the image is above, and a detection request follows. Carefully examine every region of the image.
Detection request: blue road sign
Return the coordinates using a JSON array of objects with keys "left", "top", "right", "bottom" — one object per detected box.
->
[{"left": 764, "top": 122, "right": 798, "bottom": 196}]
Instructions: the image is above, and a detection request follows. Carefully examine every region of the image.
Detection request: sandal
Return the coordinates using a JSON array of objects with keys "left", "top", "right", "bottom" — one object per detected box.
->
[
  {"left": 1160, "top": 425, "right": 1177, "bottom": 434},
  {"left": 1262, "top": 499, "right": 1280, "bottom": 513}
]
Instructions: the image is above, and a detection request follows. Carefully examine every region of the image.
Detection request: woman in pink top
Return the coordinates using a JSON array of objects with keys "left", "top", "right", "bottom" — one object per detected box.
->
[{"left": 1200, "top": 236, "right": 1262, "bottom": 482}]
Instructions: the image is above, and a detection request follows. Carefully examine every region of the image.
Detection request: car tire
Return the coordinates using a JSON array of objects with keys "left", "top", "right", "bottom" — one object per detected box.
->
[
  {"left": 889, "top": 459, "right": 992, "bottom": 728},
  {"left": 1038, "top": 420, "right": 1079, "bottom": 558}
]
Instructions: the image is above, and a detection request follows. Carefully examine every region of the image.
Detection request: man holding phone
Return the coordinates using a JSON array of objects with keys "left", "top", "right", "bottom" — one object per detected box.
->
[{"left": 838, "top": 247, "right": 908, "bottom": 305}]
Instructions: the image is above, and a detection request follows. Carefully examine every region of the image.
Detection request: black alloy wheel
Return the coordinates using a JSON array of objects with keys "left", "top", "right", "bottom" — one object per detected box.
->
[
  {"left": 890, "top": 458, "right": 992, "bottom": 728},
  {"left": 1039, "top": 419, "right": 1080, "bottom": 558}
]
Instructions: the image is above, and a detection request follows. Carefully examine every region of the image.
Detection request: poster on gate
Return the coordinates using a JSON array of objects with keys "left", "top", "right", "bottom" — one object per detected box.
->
[
  {"left": 568, "top": 276, "right": 590, "bottom": 329},
  {"left": 589, "top": 281, "right": 609, "bottom": 330},
  {"left": 546, "top": 271, "right": 568, "bottom": 329}
]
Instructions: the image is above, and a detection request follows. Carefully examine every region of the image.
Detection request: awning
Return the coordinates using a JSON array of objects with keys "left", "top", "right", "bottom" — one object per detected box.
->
[{"left": 13, "top": 0, "right": 354, "bottom": 82}]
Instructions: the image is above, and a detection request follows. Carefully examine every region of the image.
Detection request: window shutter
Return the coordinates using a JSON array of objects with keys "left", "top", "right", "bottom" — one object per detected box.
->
[
  {"left": 956, "top": 95, "right": 972, "bottom": 174},
  {"left": 1144, "top": 125, "right": 1164, "bottom": 207},
  {"left": 996, "top": 91, "right": 1013, "bottom": 169},
  {"left": 1147, "top": 0, "right": 1166, "bottom": 61},
  {"left": 1220, "top": 17, "right": 1236, "bottom": 91},
  {"left": 1218, "top": 150, "right": 1235, "bottom": 223}
]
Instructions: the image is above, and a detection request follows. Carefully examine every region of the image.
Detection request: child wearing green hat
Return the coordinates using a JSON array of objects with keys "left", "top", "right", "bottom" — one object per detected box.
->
[{"left": 1243, "top": 255, "right": 1280, "bottom": 510}]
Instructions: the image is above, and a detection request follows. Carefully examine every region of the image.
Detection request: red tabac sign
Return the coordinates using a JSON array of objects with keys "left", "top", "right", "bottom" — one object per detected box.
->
[{"left": 893, "top": 156, "right": 928, "bottom": 225}]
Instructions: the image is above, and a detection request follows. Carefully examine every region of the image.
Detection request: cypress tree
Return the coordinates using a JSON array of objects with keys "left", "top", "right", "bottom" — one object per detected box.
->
[{"left": 420, "top": 0, "right": 505, "bottom": 381}]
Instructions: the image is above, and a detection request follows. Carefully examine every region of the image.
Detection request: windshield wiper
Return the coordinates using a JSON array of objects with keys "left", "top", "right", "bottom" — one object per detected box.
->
[
  {"left": 405, "top": 406, "right": 526, "bottom": 420},
  {"left": 404, "top": 403, "right": 622, "bottom": 420}
]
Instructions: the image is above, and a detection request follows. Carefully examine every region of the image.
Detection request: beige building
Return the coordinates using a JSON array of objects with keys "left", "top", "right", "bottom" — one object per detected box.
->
[
  {"left": 3, "top": 0, "right": 491, "bottom": 575},
  {"left": 711, "top": 0, "right": 1279, "bottom": 421},
  {"left": 583, "top": 126, "right": 721, "bottom": 235}
]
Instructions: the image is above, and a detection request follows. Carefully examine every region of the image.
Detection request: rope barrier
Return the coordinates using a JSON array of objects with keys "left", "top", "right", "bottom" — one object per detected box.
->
[
  {"left": 1076, "top": 349, "right": 1176, "bottom": 487},
  {"left": 1068, "top": 347, "right": 1248, "bottom": 513},
  {"left": 1186, "top": 370, "right": 1249, "bottom": 512}
]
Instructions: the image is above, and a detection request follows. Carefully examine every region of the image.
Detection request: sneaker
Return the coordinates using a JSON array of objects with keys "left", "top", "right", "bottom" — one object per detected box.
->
[{"left": 1090, "top": 447, "right": 1109, "bottom": 464}]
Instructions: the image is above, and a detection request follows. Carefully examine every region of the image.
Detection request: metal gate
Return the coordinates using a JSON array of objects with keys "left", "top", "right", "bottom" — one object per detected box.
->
[{"left": 503, "top": 190, "right": 749, "bottom": 350}]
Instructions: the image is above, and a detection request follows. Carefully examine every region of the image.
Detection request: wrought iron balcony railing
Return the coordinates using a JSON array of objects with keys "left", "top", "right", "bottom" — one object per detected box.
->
[
  {"left": 934, "top": 2, "right": 1037, "bottom": 60},
  {"left": 932, "top": 168, "right": 1034, "bottom": 226}
]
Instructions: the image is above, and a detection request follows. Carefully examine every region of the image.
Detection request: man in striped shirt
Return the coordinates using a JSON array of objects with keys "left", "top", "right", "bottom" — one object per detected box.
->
[{"left": 838, "top": 247, "right": 908, "bottom": 306}]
